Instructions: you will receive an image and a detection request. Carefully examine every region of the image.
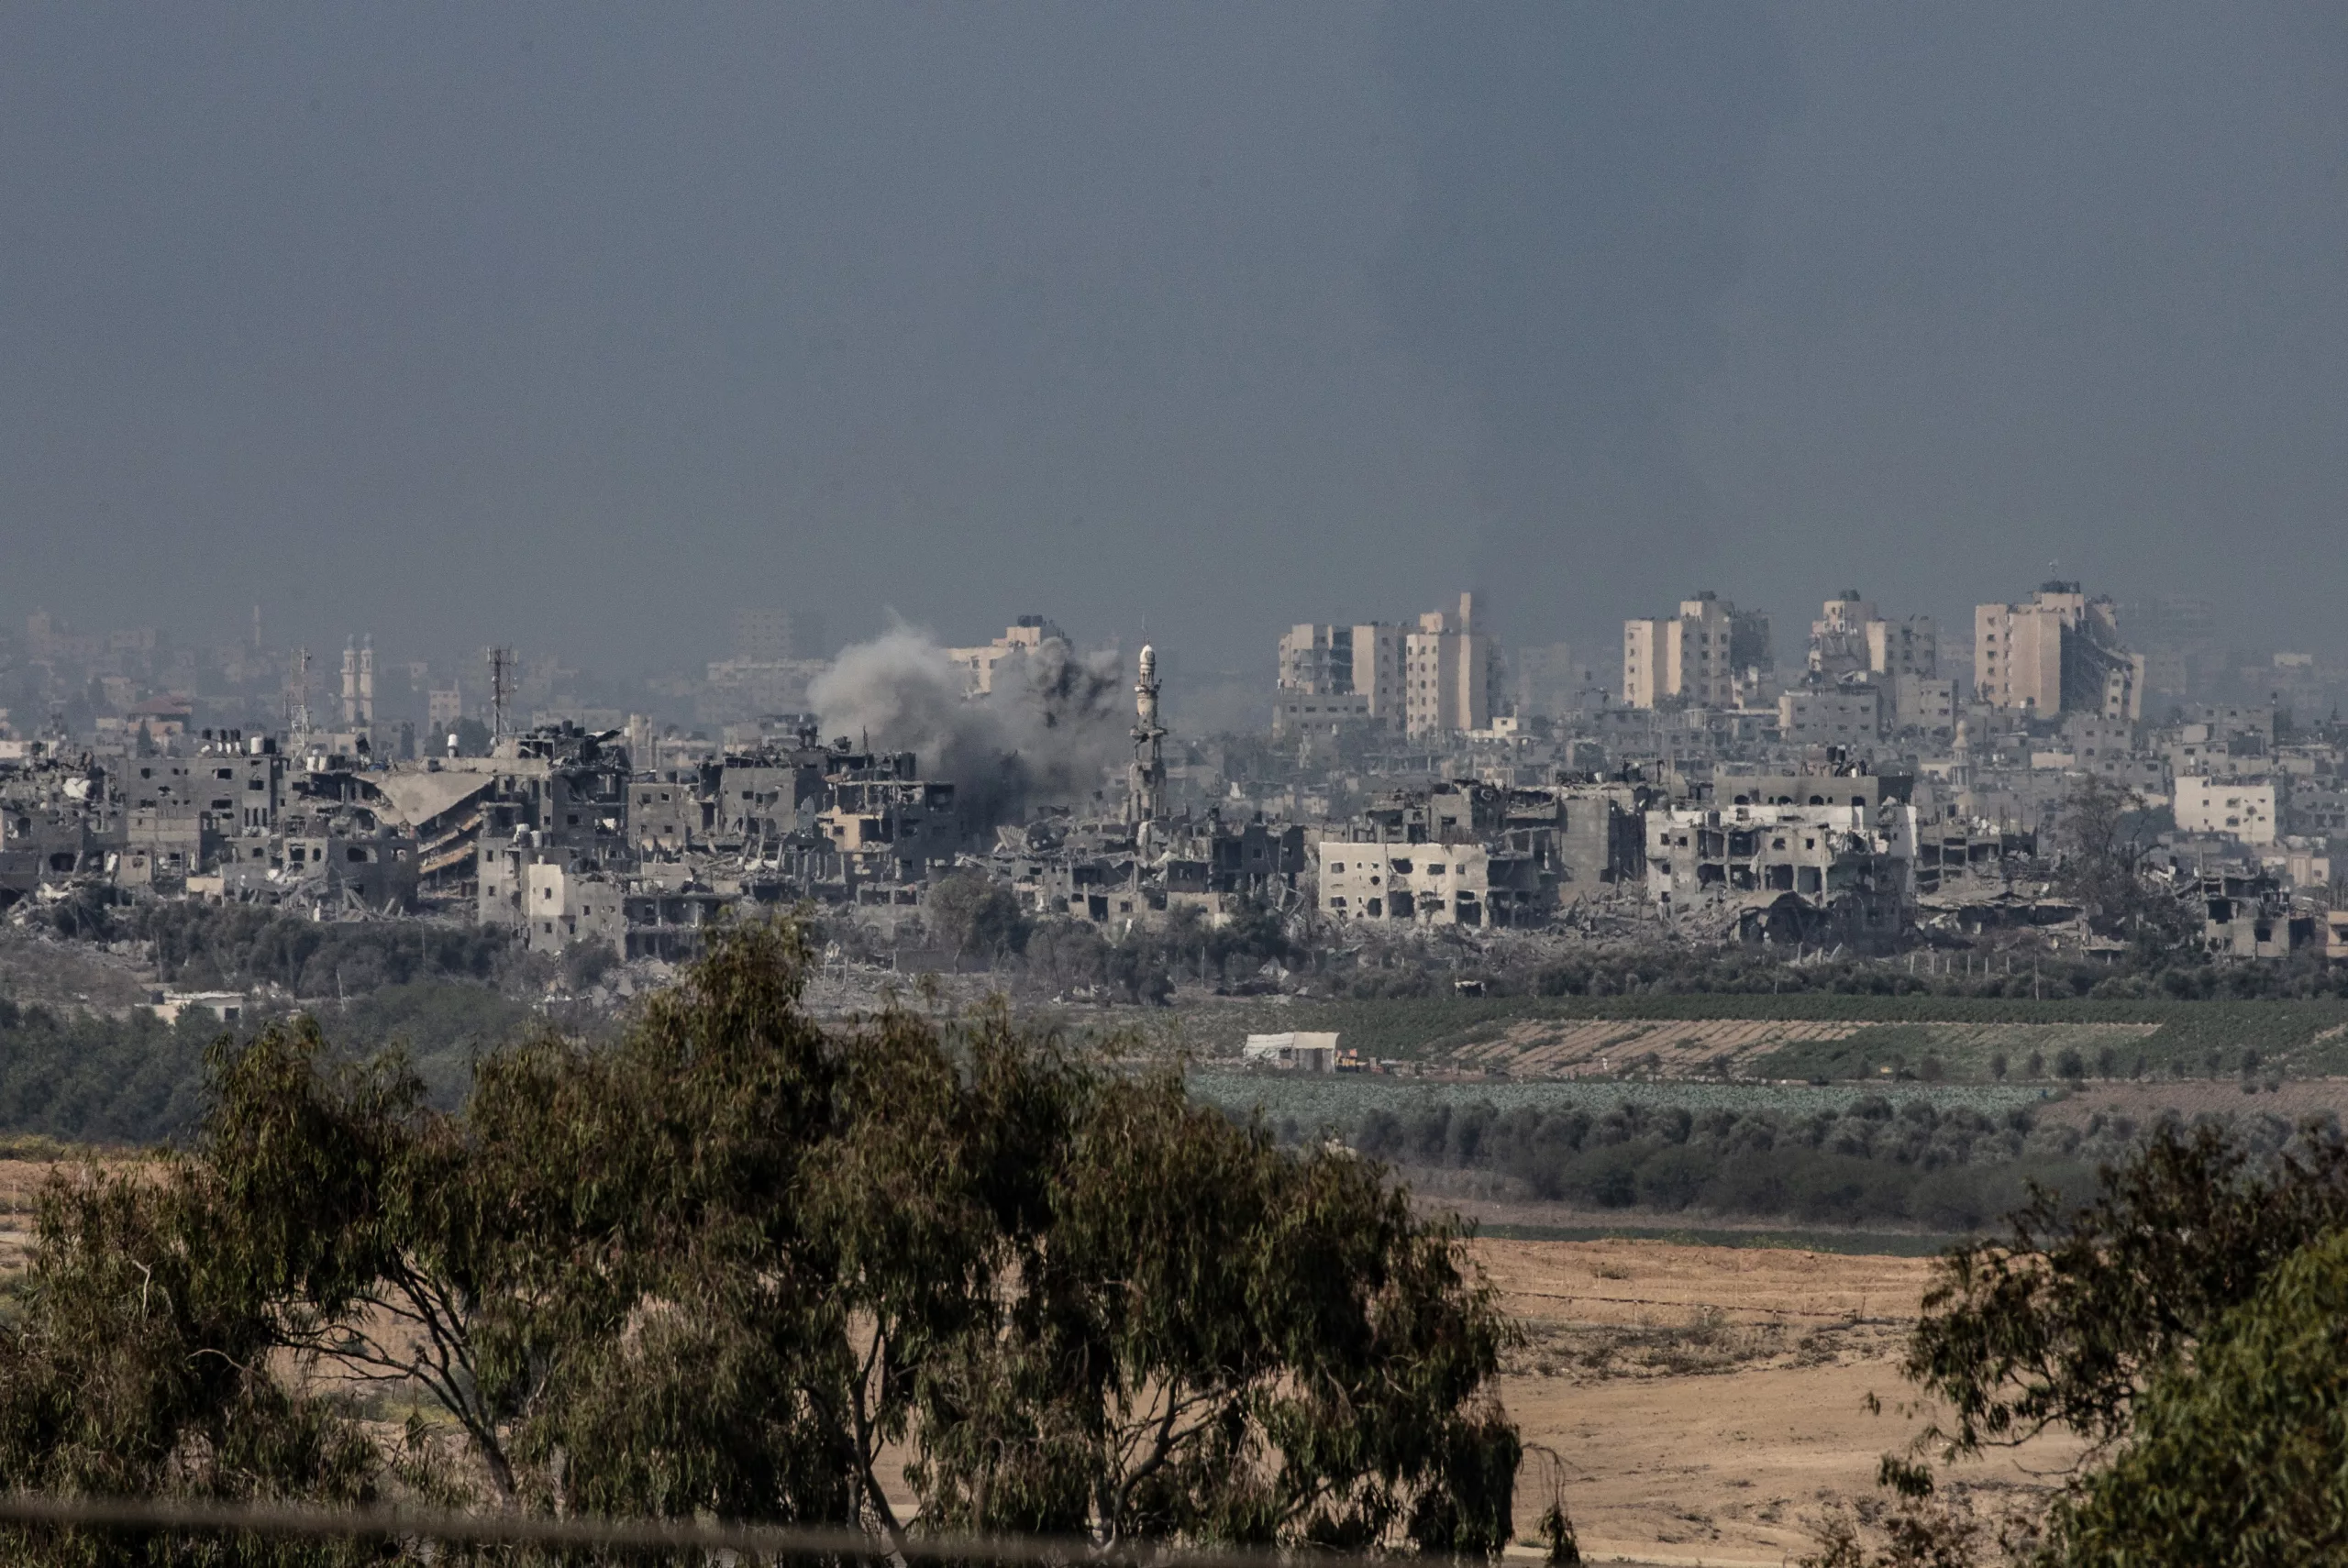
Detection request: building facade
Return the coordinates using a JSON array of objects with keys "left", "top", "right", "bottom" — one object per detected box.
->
[
  {"left": 1975, "top": 582, "right": 2144, "bottom": 719},
  {"left": 1623, "top": 593, "right": 1772, "bottom": 710}
]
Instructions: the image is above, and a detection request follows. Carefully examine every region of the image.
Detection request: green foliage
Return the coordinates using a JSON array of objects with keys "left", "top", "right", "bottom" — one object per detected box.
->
[
  {"left": 2049, "top": 776, "right": 2185, "bottom": 943},
  {"left": 0, "top": 1155, "right": 389, "bottom": 1565},
  {"left": 1193, "top": 1072, "right": 2048, "bottom": 1130},
  {"left": 129, "top": 904, "right": 518, "bottom": 995},
  {"left": 2043, "top": 1229, "right": 2348, "bottom": 1565},
  {"left": 0, "top": 999, "right": 219, "bottom": 1144},
  {"left": 1186, "top": 991, "right": 2348, "bottom": 1079},
  {"left": 1336, "top": 1093, "right": 2099, "bottom": 1232},
  {"left": 0, "top": 982, "right": 541, "bottom": 1143},
  {"left": 0, "top": 921, "right": 1521, "bottom": 1555},
  {"left": 1811, "top": 1120, "right": 2348, "bottom": 1565},
  {"left": 925, "top": 869, "right": 1032, "bottom": 967},
  {"left": 1904, "top": 1121, "right": 2348, "bottom": 1459}
]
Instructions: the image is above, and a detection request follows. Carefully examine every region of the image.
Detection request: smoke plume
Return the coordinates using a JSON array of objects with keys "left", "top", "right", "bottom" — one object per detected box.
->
[
  {"left": 807, "top": 629, "right": 1129, "bottom": 828},
  {"left": 1375, "top": 5, "right": 1797, "bottom": 638}
]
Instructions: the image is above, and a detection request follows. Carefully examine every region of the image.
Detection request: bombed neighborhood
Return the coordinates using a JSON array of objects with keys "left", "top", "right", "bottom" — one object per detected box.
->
[
  {"left": 6, "top": 580, "right": 2344, "bottom": 1004},
  {"left": 15, "top": 8, "right": 2348, "bottom": 1562}
]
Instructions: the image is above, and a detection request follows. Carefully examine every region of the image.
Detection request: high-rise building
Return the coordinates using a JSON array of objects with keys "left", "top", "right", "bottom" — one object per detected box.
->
[
  {"left": 1623, "top": 593, "right": 1771, "bottom": 709},
  {"left": 1403, "top": 593, "right": 1495, "bottom": 738},
  {"left": 1513, "top": 642, "right": 1582, "bottom": 720},
  {"left": 1276, "top": 621, "right": 1404, "bottom": 725},
  {"left": 947, "top": 615, "right": 1069, "bottom": 695},
  {"left": 1802, "top": 591, "right": 1938, "bottom": 727},
  {"left": 1807, "top": 591, "right": 1879, "bottom": 681},
  {"left": 1275, "top": 594, "right": 1493, "bottom": 736},
  {"left": 1975, "top": 581, "right": 2143, "bottom": 720},
  {"left": 730, "top": 607, "right": 824, "bottom": 664}
]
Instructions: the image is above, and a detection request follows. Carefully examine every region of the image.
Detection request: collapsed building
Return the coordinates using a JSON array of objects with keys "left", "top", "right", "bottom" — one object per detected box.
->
[
  {"left": 1644, "top": 801, "right": 1911, "bottom": 949},
  {"left": 1312, "top": 778, "right": 1647, "bottom": 929}
]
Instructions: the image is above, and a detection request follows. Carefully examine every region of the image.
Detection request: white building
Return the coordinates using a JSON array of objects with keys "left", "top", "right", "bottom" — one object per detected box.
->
[
  {"left": 947, "top": 615, "right": 1069, "bottom": 695},
  {"left": 1778, "top": 685, "right": 1882, "bottom": 745},
  {"left": 1623, "top": 592, "right": 1771, "bottom": 710},
  {"left": 1403, "top": 593, "right": 1496, "bottom": 738},
  {"left": 2174, "top": 777, "right": 2279, "bottom": 845},
  {"left": 1242, "top": 1032, "right": 1340, "bottom": 1072}
]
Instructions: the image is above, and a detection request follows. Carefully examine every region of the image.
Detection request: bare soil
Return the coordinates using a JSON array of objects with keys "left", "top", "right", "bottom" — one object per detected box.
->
[
  {"left": 2033, "top": 1076, "right": 2348, "bottom": 1128},
  {"left": 1470, "top": 1235, "right": 2079, "bottom": 1565}
]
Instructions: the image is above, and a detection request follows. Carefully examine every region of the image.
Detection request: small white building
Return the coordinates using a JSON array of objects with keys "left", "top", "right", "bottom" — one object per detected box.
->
[{"left": 1242, "top": 1032, "right": 1340, "bottom": 1073}]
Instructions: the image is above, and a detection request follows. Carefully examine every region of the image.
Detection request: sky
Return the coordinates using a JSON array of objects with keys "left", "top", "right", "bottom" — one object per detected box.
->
[{"left": 5, "top": 2, "right": 2346, "bottom": 679}]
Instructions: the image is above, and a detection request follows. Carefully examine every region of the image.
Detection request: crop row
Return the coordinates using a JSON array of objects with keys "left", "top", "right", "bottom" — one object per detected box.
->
[
  {"left": 1179, "top": 995, "right": 2348, "bottom": 1077},
  {"left": 1185, "top": 1069, "right": 2049, "bottom": 1130}
]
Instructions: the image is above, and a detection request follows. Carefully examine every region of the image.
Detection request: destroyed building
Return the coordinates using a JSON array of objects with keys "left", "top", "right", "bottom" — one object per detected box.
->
[
  {"left": 1645, "top": 800, "right": 1911, "bottom": 950},
  {"left": 1312, "top": 778, "right": 1646, "bottom": 928}
]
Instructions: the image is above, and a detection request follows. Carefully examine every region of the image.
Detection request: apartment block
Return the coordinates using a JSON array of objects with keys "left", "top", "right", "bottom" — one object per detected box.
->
[
  {"left": 1975, "top": 581, "right": 2144, "bottom": 719},
  {"left": 1404, "top": 594, "right": 1495, "bottom": 738},
  {"left": 2175, "top": 776, "right": 2279, "bottom": 845},
  {"left": 947, "top": 615, "right": 1069, "bottom": 696},
  {"left": 1623, "top": 592, "right": 1771, "bottom": 710},
  {"left": 1778, "top": 685, "right": 1883, "bottom": 744},
  {"left": 1278, "top": 594, "right": 1488, "bottom": 738},
  {"left": 1275, "top": 621, "right": 1403, "bottom": 724}
]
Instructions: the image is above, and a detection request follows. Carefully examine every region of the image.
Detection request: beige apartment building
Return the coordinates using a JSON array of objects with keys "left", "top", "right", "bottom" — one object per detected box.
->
[
  {"left": 947, "top": 615, "right": 1069, "bottom": 696},
  {"left": 1403, "top": 593, "right": 1494, "bottom": 738},
  {"left": 1974, "top": 581, "right": 2143, "bottom": 720},
  {"left": 1276, "top": 621, "right": 1404, "bottom": 725},
  {"left": 1623, "top": 592, "right": 1771, "bottom": 709},
  {"left": 1277, "top": 593, "right": 1492, "bottom": 738}
]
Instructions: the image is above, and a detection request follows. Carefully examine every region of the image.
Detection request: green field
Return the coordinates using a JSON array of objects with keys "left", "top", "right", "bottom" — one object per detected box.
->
[
  {"left": 1170, "top": 995, "right": 2348, "bottom": 1082},
  {"left": 1186, "top": 1069, "right": 2049, "bottom": 1130}
]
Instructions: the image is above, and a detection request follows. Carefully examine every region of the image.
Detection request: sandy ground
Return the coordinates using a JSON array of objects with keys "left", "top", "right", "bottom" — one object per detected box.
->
[{"left": 1471, "top": 1236, "right": 2077, "bottom": 1565}]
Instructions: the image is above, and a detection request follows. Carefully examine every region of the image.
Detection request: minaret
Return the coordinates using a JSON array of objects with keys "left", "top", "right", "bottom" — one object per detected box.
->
[
  {"left": 289, "top": 648, "right": 313, "bottom": 735},
  {"left": 357, "top": 635, "right": 375, "bottom": 728},
  {"left": 340, "top": 640, "right": 360, "bottom": 728},
  {"left": 1128, "top": 643, "right": 1167, "bottom": 824}
]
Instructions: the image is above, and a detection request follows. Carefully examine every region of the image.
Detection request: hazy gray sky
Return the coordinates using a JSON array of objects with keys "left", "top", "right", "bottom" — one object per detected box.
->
[{"left": 6, "top": 3, "right": 2345, "bottom": 673}]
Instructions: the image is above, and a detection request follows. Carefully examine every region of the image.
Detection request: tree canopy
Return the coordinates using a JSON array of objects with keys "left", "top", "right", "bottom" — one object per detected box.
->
[
  {"left": 2045, "top": 1227, "right": 2348, "bottom": 1565},
  {"left": 0, "top": 921, "right": 1519, "bottom": 1562},
  {"left": 1811, "top": 1117, "right": 2348, "bottom": 1565}
]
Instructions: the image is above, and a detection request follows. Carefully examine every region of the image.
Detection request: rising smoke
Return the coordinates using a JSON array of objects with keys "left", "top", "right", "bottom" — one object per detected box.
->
[
  {"left": 806, "top": 629, "right": 1129, "bottom": 828},
  {"left": 1375, "top": 5, "right": 1796, "bottom": 638}
]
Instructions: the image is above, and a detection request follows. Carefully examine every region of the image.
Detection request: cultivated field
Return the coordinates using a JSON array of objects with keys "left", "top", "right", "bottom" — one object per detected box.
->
[
  {"left": 1471, "top": 1234, "right": 2078, "bottom": 1566},
  {"left": 1170, "top": 993, "right": 2348, "bottom": 1081}
]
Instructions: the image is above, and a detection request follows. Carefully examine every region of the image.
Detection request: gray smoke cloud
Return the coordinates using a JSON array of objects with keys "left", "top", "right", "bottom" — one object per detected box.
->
[
  {"left": 807, "top": 629, "right": 1130, "bottom": 828},
  {"left": 1376, "top": 5, "right": 1798, "bottom": 641}
]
